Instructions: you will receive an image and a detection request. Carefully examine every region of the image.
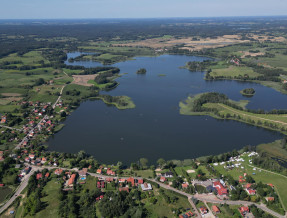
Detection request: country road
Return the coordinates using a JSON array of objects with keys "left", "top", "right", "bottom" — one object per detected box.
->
[
  {"left": 52, "top": 84, "right": 65, "bottom": 109},
  {"left": 0, "top": 125, "right": 21, "bottom": 131}
]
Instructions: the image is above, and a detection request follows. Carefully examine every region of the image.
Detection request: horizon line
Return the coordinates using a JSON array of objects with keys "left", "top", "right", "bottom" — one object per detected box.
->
[{"left": 1, "top": 15, "right": 287, "bottom": 21}]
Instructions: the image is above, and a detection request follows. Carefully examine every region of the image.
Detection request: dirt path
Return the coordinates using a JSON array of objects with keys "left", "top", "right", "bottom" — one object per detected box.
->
[{"left": 218, "top": 104, "right": 287, "bottom": 126}]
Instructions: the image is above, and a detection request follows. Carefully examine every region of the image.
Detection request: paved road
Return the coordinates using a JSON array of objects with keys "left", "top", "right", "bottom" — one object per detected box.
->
[{"left": 0, "top": 168, "right": 35, "bottom": 214}]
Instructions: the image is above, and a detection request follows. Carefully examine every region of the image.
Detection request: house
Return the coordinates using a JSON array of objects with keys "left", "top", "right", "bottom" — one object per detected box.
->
[
  {"left": 213, "top": 181, "right": 228, "bottom": 196},
  {"left": 267, "top": 184, "right": 274, "bottom": 188},
  {"left": 119, "top": 187, "right": 129, "bottom": 192},
  {"left": 36, "top": 173, "right": 42, "bottom": 180},
  {"left": 199, "top": 206, "right": 208, "bottom": 215},
  {"left": 107, "top": 169, "right": 115, "bottom": 176},
  {"left": 0, "top": 116, "right": 7, "bottom": 124},
  {"left": 239, "top": 206, "right": 249, "bottom": 216},
  {"left": 212, "top": 205, "right": 220, "bottom": 214},
  {"left": 25, "top": 157, "right": 30, "bottom": 162},
  {"left": 45, "top": 173, "right": 50, "bottom": 178},
  {"left": 97, "top": 181, "right": 105, "bottom": 189},
  {"left": 119, "top": 178, "right": 126, "bottom": 183},
  {"left": 245, "top": 183, "right": 252, "bottom": 189},
  {"left": 41, "top": 157, "right": 47, "bottom": 164},
  {"left": 0, "top": 184, "right": 5, "bottom": 187},
  {"left": 182, "top": 183, "right": 189, "bottom": 189},
  {"left": 96, "top": 169, "right": 102, "bottom": 174},
  {"left": 160, "top": 177, "right": 166, "bottom": 183},
  {"left": 127, "top": 177, "right": 135, "bottom": 186},
  {"left": 79, "top": 169, "right": 87, "bottom": 180},
  {"left": 246, "top": 189, "right": 256, "bottom": 195},
  {"left": 161, "top": 171, "right": 173, "bottom": 178},
  {"left": 29, "top": 154, "right": 35, "bottom": 159},
  {"left": 54, "top": 168, "right": 63, "bottom": 175},
  {"left": 266, "top": 197, "right": 275, "bottom": 202},
  {"left": 141, "top": 183, "right": 152, "bottom": 191},
  {"left": 67, "top": 174, "right": 76, "bottom": 187},
  {"left": 137, "top": 179, "right": 144, "bottom": 184}
]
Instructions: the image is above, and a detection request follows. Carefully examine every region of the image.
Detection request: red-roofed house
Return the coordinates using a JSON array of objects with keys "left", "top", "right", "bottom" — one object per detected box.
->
[
  {"left": 97, "top": 181, "right": 105, "bottom": 189},
  {"left": 29, "top": 154, "right": 35, "bottom": 159},
  {"left": 212, "top": 205, "right": 220, "bottom": 214},
  {"left": 106, "top": 169, "right": 115, "bottom": 176},
  {"left": 96, "top": 169, "right": 102, "bottom": 174},
  {"left": 137, "top": 179, "right": 144, "bottom": 184},
  {"left": 246, "top": 189, "right": 256, "bottom": 195},
  {"left": 127, "top": 177, "right": 135, "bottom": 186},
  {"left": 213, "top": 181, "right": 228, "bottom": 196},
  {"left": 245, "top": 183, "right": 252, "bottom": 189},
  {"left": 36, "top": 173, "right": 42, "bottom": 180},
  {"left": 200, "top": 206, "right": 208, "bottom": 215},
  {"left": 182, "top": 183, "right": 188, "bottom": 189},
  {"left": 267, "top": 197, "right": 275, "bottom": 202},
  {"left": 67, "top": 174, "right": 76, "bottom": 187},
  {"left": 45, "top": 173, "right": 50, "bottom": 178},
  {"left": 160, "top": 177, "right": 166, "bottom": 183},
  {"left": 239, "top": 207, "right": 249, "bottom": 216},
  {"left": 54, "top": 169, "right": 63, "bottom": 175}
]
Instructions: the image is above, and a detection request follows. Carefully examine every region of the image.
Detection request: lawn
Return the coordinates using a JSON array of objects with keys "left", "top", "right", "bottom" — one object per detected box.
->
[
  {"left": 16, "top": 179, "right": 62, "bottom": 218},
  {"left": 82, "top": 176, "right": 98, "bottom": 191},
  {"left": 144, "top": 187, "right": 192, "bottom": 217},
  {"left": 0, "top": 187, "right": 13, "bottom": 203},
  {"left": 133, "top": 169, "right": 154, "bottom": 178}
]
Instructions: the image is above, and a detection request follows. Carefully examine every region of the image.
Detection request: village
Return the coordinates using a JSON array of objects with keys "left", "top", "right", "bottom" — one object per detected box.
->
[{"left": 1, "top": 146, "right": 285, "bottom": 217}]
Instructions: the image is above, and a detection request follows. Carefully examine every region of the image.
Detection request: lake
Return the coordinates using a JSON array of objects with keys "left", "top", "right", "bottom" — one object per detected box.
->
[{"left": 48, "top": 53, "right": 287, "bottom": 164}]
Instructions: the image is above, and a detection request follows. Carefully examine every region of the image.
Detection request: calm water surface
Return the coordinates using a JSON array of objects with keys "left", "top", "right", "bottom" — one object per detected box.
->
[{"left": 48, "top": 54, "right": 287, "bottom": 164}]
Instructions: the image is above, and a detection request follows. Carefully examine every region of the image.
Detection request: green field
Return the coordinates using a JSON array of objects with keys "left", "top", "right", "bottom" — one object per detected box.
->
[
  {"left": 210, "top": 66, "right": 260, "bottom": 79},
  {"left": 0, "top": 187, "right": 13, "bottom": 203},
  {"left": 143, "top": 187, "right": 192, "bottom": 217},
  {"left": 15, "top": 179, "right": 62, "bottom": 218}
]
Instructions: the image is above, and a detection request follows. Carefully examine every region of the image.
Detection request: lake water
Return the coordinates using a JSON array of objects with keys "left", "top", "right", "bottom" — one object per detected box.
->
[{"left": 48, "top": 53, "right": 287, "bottom": 164}]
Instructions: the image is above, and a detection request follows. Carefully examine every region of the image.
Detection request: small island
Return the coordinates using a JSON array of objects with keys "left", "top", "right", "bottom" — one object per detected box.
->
[
  {"left": 98, "top": 95, "right": 136, "bottom": 109},
  {"left": 240, "top": 88, "right": 255, "bottom": 97},
  {"left": 136, "top": 68, "right": 147, "bottom": 74}
]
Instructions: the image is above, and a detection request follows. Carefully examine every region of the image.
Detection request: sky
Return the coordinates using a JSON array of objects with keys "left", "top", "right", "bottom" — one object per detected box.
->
[{"left": 0, "top": 0, "right": 287, "bottom": 19}]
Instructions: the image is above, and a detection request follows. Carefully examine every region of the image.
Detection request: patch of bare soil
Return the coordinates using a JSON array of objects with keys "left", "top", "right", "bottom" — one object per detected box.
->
[
  {"left": 72, "top": 74, "right": 98, "bottom": 86},
  {"left": 248, "top": 34, "right": 286, "bottom": 42},
  {"left": 116, "top": 35, "right": 249, "bottom": 51}
]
